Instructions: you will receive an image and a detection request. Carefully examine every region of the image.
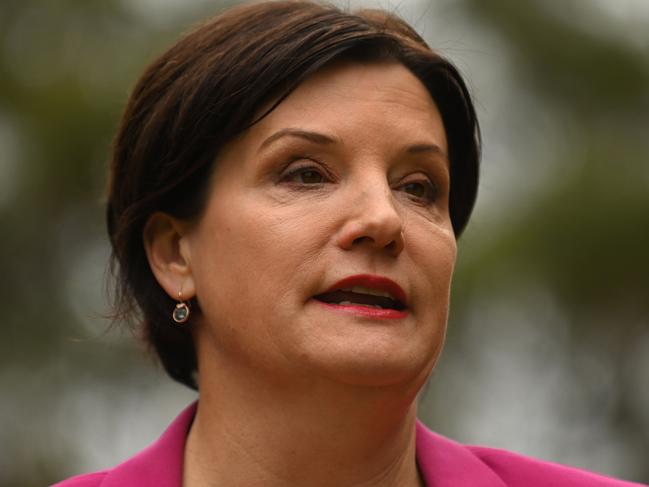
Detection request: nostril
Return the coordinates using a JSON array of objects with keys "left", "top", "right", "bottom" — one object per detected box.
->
[
  {"left": 352, "top": 236, "right": 372, "bottom": 246},
  {"left": 336, "top": 217, "right": 404, "bottom": 255},
  {"left": 349, "top": 235, "right": 402, "bottom": 255}
]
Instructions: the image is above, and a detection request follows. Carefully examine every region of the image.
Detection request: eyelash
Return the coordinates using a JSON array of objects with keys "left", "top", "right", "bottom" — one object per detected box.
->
[
  {"left": 279, "top": 159, "right": 332, "bottom": 186},
  {"left": 396, "top": 177, "right": 439, "bottom": 205},
  {"left": 278, "top": 158, "right": 438, "bottom": 205}
]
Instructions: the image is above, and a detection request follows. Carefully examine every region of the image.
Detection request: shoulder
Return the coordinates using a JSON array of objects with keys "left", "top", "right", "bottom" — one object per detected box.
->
[
  {"left": 415, "top": 421, "right": 646, "bottom": 487},
  {"left": 50, "top": 401, "right": 198, "bottom": 487},
  {"left": 50, "top": 471, "right": 108, "bottom": 487},
  {"left": 467, "top": 445, "right": 647, "bottom": 487}
]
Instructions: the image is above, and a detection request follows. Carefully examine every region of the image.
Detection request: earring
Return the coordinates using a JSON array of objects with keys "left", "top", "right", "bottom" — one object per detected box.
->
[{"left": 172, "top": 290, "right": 190, "bottom": 324}]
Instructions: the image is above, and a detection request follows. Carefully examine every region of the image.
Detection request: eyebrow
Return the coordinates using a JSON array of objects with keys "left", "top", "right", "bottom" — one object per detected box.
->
[
  {"left": 406, "top": 143, "right": 448, "bottom": 160},
  {"left": 258, "top": 127, "right": 448, "bottom": 161},
  {"left": 258, "top": 128, "right": 338, "bottom": 152}
]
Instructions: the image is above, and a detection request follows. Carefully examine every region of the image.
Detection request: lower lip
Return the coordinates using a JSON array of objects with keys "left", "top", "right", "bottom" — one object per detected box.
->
[{"left": 313, "top": 300, "right": 409, "bottom": 320}]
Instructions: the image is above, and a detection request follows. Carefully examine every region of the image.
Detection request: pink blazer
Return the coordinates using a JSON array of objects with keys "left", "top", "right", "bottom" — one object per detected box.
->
[{"left": 52, "top": 402, "right": 647, "bottom": 486}]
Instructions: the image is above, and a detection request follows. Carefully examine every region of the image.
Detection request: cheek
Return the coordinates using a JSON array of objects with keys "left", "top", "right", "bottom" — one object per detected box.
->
[
  {"left": 192, "top": 216, "right": 274, "bottom": 305},
  {"left": 412, "top": 231, "right": 456, "bottom": 368},
  {"left": 409, "top": 227, "right": 457, "bottom": 311},
  {"left": 188, "top": 196, "right": 326, "bottom": 324},
  {"left": 188, "top": 211, "right": 285, "bottom": 361}
]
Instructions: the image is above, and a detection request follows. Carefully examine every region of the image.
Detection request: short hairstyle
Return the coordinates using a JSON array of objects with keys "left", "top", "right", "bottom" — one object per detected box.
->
[{"left": 107, "top": 0, "right": 481, "bottom": 390}]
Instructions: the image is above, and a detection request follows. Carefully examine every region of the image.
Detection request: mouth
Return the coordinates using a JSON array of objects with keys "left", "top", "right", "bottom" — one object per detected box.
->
[{"left": 312, "top": 275, "right": 408, "bottom": 317}]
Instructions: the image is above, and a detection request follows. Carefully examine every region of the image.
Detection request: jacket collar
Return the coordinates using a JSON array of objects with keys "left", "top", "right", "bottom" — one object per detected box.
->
[
  {"left": 100, "top": 402, "right": 505, "bottom": 487},
  {"left": 101, "top": 402, "right": 197, "bottom": 487},
  {"left": 416, "top": 421, "right": 507, "bottom": 487}
]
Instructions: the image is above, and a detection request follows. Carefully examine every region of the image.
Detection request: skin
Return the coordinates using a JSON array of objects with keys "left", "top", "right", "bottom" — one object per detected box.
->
[{"left": 144, "top": 60, "right": 456, "bottom": 487}]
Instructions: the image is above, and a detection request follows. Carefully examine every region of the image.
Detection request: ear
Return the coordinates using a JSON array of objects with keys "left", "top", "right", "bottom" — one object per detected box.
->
[{"left": 143, "top": 212, "right": 196, "bottom": 301}]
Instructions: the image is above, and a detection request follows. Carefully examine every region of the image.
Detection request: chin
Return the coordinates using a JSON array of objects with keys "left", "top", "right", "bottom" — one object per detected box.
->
[
  {"left": 303, "top": 338, "right": 443, "bottom": 389},
  {"left": 331, "top": 364, "right": 433, "bottom": 390}
]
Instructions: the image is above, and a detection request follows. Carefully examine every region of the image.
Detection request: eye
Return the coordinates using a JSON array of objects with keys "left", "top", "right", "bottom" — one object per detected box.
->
[
  {"left": 280, "top": 161, "right": 331, "bottom": 185},
  {"left": 288, "top": 168, "right": 325, "bottom": 184},
  {"left": 397, "top": 177, "right": 438, "bottom": 204}
]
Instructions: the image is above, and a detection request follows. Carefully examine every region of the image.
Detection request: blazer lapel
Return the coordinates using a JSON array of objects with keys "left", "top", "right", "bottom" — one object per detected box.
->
[
  {"left": 100, "top": 402, "right": 197, "bottom": 487},
  {"left": 416, "top": 421, "right": 507, "bottom": 487}
]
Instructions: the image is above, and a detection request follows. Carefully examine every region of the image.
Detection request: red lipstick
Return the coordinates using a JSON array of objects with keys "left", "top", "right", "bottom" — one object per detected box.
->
[
  {"left": 323, "top": 275, "right": 407, "bottom": 304},
  {"left": 313, "top": 274, "right": 408, "bottom": 320}
]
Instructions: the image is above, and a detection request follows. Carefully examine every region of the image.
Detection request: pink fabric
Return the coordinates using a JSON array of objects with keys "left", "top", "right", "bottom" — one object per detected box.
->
[
  {"left": 415, "top": 422, "right": 646, "bottom": 487},
  {"left": 53, "top": 402, "right": 647, "bottom": 486},
  {"left": 51, "top": 403, "right": 196, "bottom": 487}
]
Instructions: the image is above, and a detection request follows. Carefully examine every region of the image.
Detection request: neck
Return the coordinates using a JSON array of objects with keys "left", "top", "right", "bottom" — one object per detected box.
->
[{"left": 183, "top": 360, "right": 426, "bottom": 487}]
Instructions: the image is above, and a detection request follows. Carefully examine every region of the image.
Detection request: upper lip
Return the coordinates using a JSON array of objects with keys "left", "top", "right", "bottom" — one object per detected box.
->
[{"left": 318, "top": 274, "right": 408, "bottom": 307}]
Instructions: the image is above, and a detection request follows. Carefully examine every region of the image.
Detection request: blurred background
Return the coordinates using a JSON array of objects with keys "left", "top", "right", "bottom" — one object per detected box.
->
[{"left": 1, "top": 0, "right": 647, "bottom": 485}]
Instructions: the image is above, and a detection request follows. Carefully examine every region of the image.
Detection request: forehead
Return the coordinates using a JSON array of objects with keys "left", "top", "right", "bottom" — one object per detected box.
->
[
  {"left": 246, "top": 60, "right": 447, "bottom": 153},
  {"left": 289, "top": 60, "right": 435, "bottom": 109}
]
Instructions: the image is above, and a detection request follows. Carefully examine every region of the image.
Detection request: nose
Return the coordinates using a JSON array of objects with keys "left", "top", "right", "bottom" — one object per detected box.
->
[{"left": 335, "top": 179, "right": 405, "bottom": 258}]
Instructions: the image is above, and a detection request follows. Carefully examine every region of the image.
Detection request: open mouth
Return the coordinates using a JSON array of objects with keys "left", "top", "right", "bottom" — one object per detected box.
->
[{"left": 313, "top": 286, "right": 407, "bottom": 311}]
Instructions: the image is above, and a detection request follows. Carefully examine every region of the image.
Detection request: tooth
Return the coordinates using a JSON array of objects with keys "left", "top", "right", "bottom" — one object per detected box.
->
[
  {"left": 340, "top": 286, "right": 394, "bottom": 299},
  {"left": 336, "top": 301, "right": 385, "bottom": 309}
]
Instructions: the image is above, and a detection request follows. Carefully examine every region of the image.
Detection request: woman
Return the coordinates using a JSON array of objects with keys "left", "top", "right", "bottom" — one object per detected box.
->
[{"left": 54, "top": 1, "right": 645, "bottom": 486}]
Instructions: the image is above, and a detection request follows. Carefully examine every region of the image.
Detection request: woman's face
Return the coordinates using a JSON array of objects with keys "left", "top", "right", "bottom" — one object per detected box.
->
[{"left": 184, "top": 61, "right": 456, "bottom": 389}]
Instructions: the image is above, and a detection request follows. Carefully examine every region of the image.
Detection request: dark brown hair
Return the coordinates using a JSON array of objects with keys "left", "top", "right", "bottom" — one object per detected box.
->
[{"left": 107, "top": 0, "right": 480, "bottom": 390}]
